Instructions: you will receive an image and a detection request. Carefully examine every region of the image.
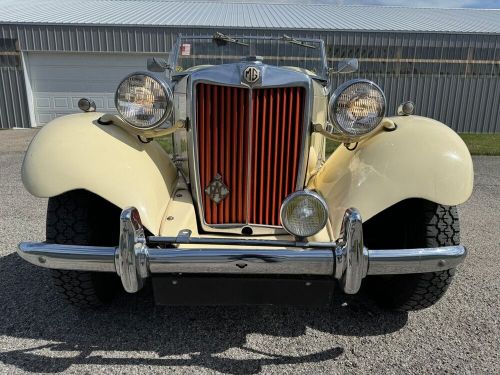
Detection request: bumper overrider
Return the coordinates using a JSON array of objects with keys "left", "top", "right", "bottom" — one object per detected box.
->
[{"left": 17, "top": 207, "right": 466, "bottom": 295}]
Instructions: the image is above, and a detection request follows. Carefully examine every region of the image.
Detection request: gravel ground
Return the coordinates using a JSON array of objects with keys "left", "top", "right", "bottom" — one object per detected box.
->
[{"left": 0, "top": 129, "right": 499, "bottom": 374}]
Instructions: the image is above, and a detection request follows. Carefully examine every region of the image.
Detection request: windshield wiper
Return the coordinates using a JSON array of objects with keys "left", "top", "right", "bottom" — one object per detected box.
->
[
  {"left": 213, "top": 32, "right": 249, "bottom": 47},
  {"left": 281, "top": 35, "right": 316, "bottom": 49}
]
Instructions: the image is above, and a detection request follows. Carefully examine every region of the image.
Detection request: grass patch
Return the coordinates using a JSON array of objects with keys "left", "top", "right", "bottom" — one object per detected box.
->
[
  {"left": 326, "top": 139, "right": 341, "bottom": 156},
  {"left": 459, "top": 133, "right": 500, "bottom": 156},
  {"left": 156, "top": 136, "right": 173, "bottom": 155}
]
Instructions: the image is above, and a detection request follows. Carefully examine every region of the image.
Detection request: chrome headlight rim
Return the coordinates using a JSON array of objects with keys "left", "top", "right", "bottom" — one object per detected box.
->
[
  {"left": 114, "top": 71, "right": 174, "bottom": 130},
  {"left": 328, "top": 78, "right": 386, "bottom": 140},
  {"left": 280, "top": 190, "right": 329, "bottom": 238}
]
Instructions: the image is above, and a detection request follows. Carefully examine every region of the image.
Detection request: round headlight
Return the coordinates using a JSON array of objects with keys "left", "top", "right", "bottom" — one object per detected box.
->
[
  {"left": 115, "top": 72, "right": 173, "bottom": 129},
  {"left": 328, "top": 79, "right": 386, "bottom": 139},
  {"left": 280, "top": 190, "right": 328, "bottom": 238}
]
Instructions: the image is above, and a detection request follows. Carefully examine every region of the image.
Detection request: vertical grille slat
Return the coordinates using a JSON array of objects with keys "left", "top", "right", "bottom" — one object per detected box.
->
[
  {"left": 198, "top": 83, "right": 206, "bottom": 219},
  {"left": 259, "top": 89, "right": 267, "bottom": 224},
  {"left": 277, "top": 88, "right": 287, "bottom": 225},
  {"left": 266, "top": 89, "right": 274, "bottom": 225},
  {"left": 292, "top": 88, "right": 302, "bottom": 186},
  {"left": 287, "top": 88, "right": 295, "bottom": 197},
  {"left": 239, "top": 87, "right": 247, "bottom": 223},
  {"left": 230, "top": 87, "right": 236, "bottom": 223},
  {"left": 251, "top": 89, "right": 259, "bottom": 223},
  {"left": 197, "top": 83, "right": 305, "bottom": 228},
  {"left": 275, "top": 88, "right": 282, "bottom": 225}
]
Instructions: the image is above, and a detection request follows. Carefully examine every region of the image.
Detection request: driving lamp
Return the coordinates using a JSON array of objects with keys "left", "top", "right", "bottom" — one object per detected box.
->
[
  {"left": 115, "top": 72, "right": 173, "bottom": 129},
  {"left": 280, "top": 190, "right": 328, "bottom": 238},
  {"left": 328, "top": 79, "right": 386, "bottom": 140}
]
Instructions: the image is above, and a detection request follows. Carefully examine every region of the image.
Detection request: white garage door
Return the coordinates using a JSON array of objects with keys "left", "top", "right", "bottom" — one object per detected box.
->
[{"left": 26, "top": 52, "right": 165, "bottom": 126}]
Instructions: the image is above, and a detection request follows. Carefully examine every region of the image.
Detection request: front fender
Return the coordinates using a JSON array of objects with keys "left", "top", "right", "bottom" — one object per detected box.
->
[
  {"left": 22, "top": 113, "right": 178, "bottom": 235},
  {"left": 309, "top": 116, "right": 474, "bottom": 239}
]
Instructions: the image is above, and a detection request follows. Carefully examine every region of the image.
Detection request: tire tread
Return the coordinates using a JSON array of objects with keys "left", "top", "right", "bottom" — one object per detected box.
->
[
  {"left": 46, "top": 190, "right": 119, "bottom": 308},
  {"left": 364, "top": 200, "right": 460, "bottom": 312}
]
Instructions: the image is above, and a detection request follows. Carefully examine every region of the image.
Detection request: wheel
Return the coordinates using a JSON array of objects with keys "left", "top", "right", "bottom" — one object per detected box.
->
[
  {"left": 363, "top": 199, "right": 460, "bottom": 311},
  {"left": 46, "top": 190, "right": 121, "bottom": 308}
]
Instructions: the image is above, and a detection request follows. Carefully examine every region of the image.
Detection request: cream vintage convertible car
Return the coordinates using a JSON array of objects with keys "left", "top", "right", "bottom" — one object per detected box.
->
[{"left": 18, "top": 34, "right": 473, "bottom": 310}]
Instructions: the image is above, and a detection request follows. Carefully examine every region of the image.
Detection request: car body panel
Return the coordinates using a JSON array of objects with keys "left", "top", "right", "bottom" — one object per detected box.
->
[
  {"left": 21, "top": 112, "right": 178, "bottom": 235},
  {"left": 159, "top": 181, "right": 332, "bottom": 243},
  {"left": 309, "top": 115, "right": 474, "bottom": 239}
]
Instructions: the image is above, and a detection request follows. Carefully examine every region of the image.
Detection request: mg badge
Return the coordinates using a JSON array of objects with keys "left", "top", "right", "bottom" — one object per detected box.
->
[
  {"left": 205, "top": 173, "right": 229, "bottom": 204},
  {"left": 243, "top": 66, "right": 260, "bottom": 83}
]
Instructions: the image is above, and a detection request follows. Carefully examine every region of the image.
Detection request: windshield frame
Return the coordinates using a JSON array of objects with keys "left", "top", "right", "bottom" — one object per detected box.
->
[{"left": 169, "top": 35, "right": 328, "bottom": 80}]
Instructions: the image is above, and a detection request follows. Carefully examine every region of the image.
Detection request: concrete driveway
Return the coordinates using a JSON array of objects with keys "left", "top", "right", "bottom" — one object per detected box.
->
[{"left": 0, "top": 129, "right": 499, "bottom": 374}]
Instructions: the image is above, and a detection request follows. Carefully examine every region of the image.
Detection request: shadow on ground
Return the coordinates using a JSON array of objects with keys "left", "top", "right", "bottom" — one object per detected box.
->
[{"left": 0, "top": 253, "right": 408, "bottom": 373}]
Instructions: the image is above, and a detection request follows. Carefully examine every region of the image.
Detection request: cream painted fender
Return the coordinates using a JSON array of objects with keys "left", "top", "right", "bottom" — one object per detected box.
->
[
  {"left": 22, "top": 113, "right": 178, "bottom": 235},
  {"left": 309, "top": 116, "right": 474, "bottom": 239}
]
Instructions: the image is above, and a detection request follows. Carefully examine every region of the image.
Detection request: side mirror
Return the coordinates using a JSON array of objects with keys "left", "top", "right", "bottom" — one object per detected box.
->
[
  {"left": 147, "top": 57, "right": 170, "bottom": 73},
  {"left": 331, "top": 58, "right": 359, "bottom": 74}
]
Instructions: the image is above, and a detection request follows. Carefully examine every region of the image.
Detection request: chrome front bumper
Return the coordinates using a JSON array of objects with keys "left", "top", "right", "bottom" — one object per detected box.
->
[{"left": 17, "top": 207, "right": 466, "bottom": 295}]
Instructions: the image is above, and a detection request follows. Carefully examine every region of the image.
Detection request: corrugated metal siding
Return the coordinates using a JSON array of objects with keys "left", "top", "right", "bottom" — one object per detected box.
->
[
  {"left": 330, "top": 75, "right": 500, "bottom": 133},
  {"left": 326, "top": 31, "right": 500, "bottom": 133},
  {"left": 1, "top": 1, "right": 500, "bottom": 34},
  {"left": 0, "top": 38, "right": 30, "bottom": 129},
  {"left": 0, "top": 23, "right": 498, "bottom": 132},
  {"left": 0, "top": 67, "right": 30, "bottom": 129},
  {"left": 1, "top": 24, "right": 177, "bottom": 53}
]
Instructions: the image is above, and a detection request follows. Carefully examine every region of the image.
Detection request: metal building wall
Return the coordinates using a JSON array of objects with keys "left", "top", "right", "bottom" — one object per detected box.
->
[
  {"left": 0, "top": 23, "right": 498, "bottom": 132},
  {"left": 0, "top": 68, "right": 30, "bottom": 129},
  {"left": 0, "top": 38, "right": 30, "bottom": 129},
  {"left": 325, "top": 32, "right": 500, "bottom": 133}
]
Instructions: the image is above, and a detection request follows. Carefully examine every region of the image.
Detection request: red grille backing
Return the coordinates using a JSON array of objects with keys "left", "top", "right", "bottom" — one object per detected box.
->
[
  {"left": 249, "top": 87, "right": 305, "bottom": 226},
  {"left": 196, "top": 83, "right": 305, "bottom": 227},
  {"left": 197, "top": 84, "right": 249, "bottom": 225}
]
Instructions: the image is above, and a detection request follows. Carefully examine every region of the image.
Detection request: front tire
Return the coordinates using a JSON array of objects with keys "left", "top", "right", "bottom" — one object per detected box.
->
[
  {"left": 46, "top": 190, "right": 121, "bottom": 308},
  {"left": 363, "top": 199, "right": 460, "bottom": 311}
]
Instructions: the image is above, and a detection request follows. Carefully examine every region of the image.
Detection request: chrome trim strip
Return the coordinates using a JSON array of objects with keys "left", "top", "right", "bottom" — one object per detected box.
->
[
  {"left": 245, "top": 74, "right": 254, "bottom": 225},
  {"left": 16, "top": 207, "right": 467, "bottom": 295},
  {"left": 148, "top": 236, "right": 335, "bottom": 248},
  {"left": 367, "top": 246, "right": 467, "bottom": 275},
  {"left": 17, "top": 242, "right": 116, "bottom": 272},
  {"left": 147, "top": 248, "right": 334, "bottom": 275},
  {"left": 187, "top": 63, "right": 314, "bottom": 235}
]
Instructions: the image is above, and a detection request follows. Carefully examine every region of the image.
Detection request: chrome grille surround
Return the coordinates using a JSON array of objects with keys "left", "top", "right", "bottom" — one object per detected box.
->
[{"left": 186, "top": 62, "right": 314, "bottom": 235}]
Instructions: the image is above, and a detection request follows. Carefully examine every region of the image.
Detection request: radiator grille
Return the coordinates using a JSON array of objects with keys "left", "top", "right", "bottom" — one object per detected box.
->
[
  {"left": 196, "top": 83, "right": 305, "bottom": 227},
  {"left": 249, "top": 87, "right": 305, "bottom": 226}
]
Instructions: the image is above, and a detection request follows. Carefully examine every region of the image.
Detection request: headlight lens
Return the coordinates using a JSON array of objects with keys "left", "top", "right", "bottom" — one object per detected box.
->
[
  {"left": 115, "top": 73, "right": 173, "bottom": 129},
  {"left": 280, "top": 190, "right": 328, "bottom": 238},
  {"left": 329, "top": 79, "right": 386, "bottom": 138}
]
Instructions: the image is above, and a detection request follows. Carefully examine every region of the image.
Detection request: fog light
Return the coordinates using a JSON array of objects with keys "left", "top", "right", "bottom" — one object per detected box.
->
[{"left": 280, "top": 190, "right": 328, "bottom": 238}]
